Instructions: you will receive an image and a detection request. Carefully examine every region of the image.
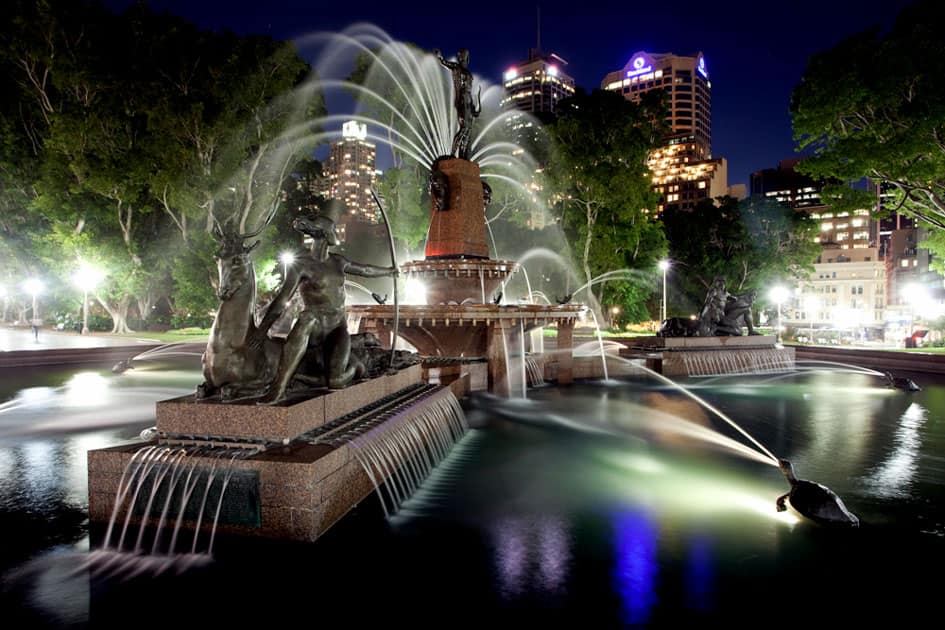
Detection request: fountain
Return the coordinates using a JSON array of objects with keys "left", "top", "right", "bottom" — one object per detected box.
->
[
  {"left": 85, "top": 38, "right": 586, "bottom": 547},
  {"left": 4, "top": 20, "right": 939, "bottom": 626}
]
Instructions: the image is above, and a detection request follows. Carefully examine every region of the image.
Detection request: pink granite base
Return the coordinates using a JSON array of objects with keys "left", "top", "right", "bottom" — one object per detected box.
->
[
  {"left": 156, "top": 364, "right": 422, "bottom": 443},
  {"left": 89, "top": 386, "right": 458, "bottom": 542}
]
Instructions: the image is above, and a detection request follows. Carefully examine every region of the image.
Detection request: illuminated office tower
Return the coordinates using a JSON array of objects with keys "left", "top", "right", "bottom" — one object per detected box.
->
[
  {"left": 603, "top": 51, "right": 732, "bottom": 212},
  {"left": 326, "top": 121, "right": 379, "bottom": 228},
  {"left": 501, "top": 49, "right": 575, "bottom": 120}
]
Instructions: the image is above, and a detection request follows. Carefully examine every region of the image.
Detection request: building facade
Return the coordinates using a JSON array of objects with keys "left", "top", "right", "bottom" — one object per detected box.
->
[
  {"left": 325, "top": 121, "right": 379, "bottom": 230},
  {"left": 501, "top": 49, "right": 575, "bottom": 120},
  {"left": 602, "top": 51, "right": 731, "bottom": 213},
  {"left": 792, "top": 247, "right": 887, "bottom": 341},
  {"left": 750, "top": 158, "right": 826, "bottom": 208}
]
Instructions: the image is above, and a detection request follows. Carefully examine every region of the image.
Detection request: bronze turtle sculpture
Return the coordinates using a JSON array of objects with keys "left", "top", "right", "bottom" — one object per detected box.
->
[
  {"left": 884, "top": 371, "right": 921, "bottom": 392},
  {"left": 776, "top": 459, "right": 859, "bottom": 527}
]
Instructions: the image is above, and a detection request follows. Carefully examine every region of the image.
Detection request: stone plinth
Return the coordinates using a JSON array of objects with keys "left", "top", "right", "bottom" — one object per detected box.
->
[
  {"left": 425, "top": 158, "right": 488, "bottom": 259},
  {"left": 89, "top": 386, "right": 457, "bottom": 542},
  {"left": 616, "top": 335, "right": 795, "bottom": 377},
  {"left": 156, "top": 364, "right": 422, "bottom": 444}
]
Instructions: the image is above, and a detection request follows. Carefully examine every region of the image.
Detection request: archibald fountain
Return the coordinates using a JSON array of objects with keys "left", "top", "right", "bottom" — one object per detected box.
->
[
  {"left": 85, "top": 44, "right": 583, "bottom": 555},
  {"left": 85, "top": 42, "right": 856, "bottom": 574}
]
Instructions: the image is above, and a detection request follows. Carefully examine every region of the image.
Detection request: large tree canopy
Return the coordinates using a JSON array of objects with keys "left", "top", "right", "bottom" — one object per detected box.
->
[
  {"left": 546, "top": 88, "right": 668, "bottom": 322},
  {"left": 791, "top": 0, "right": 945, "bottom": 228},
  {"left": 0, "top": 0, "right": 318, "bottom": 330},
  {"left": 662, "top": 196, "right": 821, "bottom": 316}
]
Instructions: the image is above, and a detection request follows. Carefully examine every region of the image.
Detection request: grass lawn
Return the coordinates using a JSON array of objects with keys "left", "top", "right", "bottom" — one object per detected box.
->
[{"left": 109, "top": 328, "right": 210, "bottom": 343}]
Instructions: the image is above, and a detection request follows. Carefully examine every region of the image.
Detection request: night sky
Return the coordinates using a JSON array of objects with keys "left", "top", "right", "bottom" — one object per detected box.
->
[{"left": 106, "top": 0, "right": 917, "bottom": 186}]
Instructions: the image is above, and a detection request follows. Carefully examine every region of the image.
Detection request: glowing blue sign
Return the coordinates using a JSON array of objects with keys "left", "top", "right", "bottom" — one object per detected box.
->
[
  {"left": 625, "top": 53, "right": 653, "bottom": 78},
  {"left": 697, "top": 55, "right": 708, "bottom": 78}
]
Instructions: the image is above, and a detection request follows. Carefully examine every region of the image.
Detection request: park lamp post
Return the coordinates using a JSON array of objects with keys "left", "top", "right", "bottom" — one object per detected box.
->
[
  {"left": 279, "top": 251, "right": 296, "bottom": 281},
  {"left": 23, "top": 278, "right": 44, "bottom": 322},
  {"left": 658, "top": 259, "right": 670, "bottom": 322},
  {"left": 804, "top": 295, "right": 819, "bottom": 344},
  {"left": 611, "top": 305, "right": 621, "bottom": 329},
  {"left": 903, "top": 282, "right": 925, "bottom": 343},
  {"left": 769, "top": 285, "right": 790, "bottom": 345},
  {"left": 73, "top": 265, "right": 103, "bottom": 334}
]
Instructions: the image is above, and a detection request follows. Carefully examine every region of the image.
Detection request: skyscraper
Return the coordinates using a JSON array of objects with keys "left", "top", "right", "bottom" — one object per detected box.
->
[
  {"left": 602, "top": 51, "right": 732, "bottom": 213},
  {"left": 325, "top": 121, "right": 379, "bottom": 230},
  {"left": 501, "top": 49, "right": 575, "bottom": 120}
]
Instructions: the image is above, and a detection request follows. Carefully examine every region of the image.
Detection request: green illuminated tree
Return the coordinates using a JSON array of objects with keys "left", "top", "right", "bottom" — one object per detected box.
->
[
  {"left": 662, "top": 196, "right": 820, "bottom": 315},
  {"left": 791, "top": 0, "right": 945, "bottom": 231},
  {"left": 545, "top": 88, "right": 667, "bottom": 321}
]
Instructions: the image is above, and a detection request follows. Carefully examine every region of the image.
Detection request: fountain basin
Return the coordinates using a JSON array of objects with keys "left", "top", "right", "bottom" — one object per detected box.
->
[
  {"left": 350, "top": 303, "right": 584, "bottom": 393},
  {"left": 401, "top": 258, "right": 519, "bottom": 305}
]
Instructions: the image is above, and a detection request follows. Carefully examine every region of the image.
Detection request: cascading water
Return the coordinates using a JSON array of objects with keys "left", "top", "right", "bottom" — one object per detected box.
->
[
  {"left": 87, "top": 443, "right": 258, "bottom": 578},
  {"left": 525, "top": 354, "right": 545, "bottom": 387},
  {"left": 324, "top": 388, "right": 467, "bottom": 518},
  {"left": 681, "top": 348, "right": 795, "bottom": 377}
]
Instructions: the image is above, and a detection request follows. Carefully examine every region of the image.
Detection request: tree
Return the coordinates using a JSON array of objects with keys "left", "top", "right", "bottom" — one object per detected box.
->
[
  {"left": 545, "top": 88, "right": 667, "bottom": 320},
  {"left": 662, "top": 196, "right": 820, "bottom": 314},
  {"left": 791, "top": 0, "right": 945, "bottom": 230},
  {"left": 0, "top": 0, "right": 318, "bottom": 332}
]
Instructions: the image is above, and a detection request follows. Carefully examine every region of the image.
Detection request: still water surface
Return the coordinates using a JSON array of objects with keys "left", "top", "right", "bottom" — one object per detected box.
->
[{"left": 1, "top": 363, "right": 943, "bottom": 626}]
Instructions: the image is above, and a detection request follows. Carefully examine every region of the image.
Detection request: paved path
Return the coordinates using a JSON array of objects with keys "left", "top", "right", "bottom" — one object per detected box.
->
[{"left": 0, "top": 325, "right": 174, "bottom": 352}]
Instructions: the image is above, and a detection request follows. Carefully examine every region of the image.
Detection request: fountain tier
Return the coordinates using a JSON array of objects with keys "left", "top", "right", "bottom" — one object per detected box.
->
[{"left": 350, "top": 303, "right": 583, "bottom": 393}]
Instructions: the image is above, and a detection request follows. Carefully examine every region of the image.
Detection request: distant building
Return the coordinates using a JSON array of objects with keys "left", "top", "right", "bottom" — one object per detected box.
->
[
  {"left": 749, "top": 158, "right": 826, "bottom": 208},
  {"left": 791, "top": 247, "right": 887, "bottom": 340},
  {"left": 602, "top": 51, "right": 733, "bottom": 213},
  {"left": 501, "top": 49, "right": 575, "bottom": 120},
  {"left": 325, "top": 121, "right": 379, "bottom": 231}
]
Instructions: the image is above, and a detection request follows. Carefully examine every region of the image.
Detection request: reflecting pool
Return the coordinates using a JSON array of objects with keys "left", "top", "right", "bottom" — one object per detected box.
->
[{"left": 2, "top": 365, "right": 943, "bottom": 626}]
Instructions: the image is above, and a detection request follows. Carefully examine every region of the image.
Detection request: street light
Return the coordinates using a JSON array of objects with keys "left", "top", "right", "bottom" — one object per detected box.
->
[
  {"left": 23, "top": 278, "right": 44, "bottom": 341},
  {"left": 903, "top": 282, "right": 926, "bottom": 345},
  {"left": 804, "top": 295, "right": 819, "bottom": 344},
  {"left": 610, "top": 305, "right": 621, "bottom": 329},
  {"left": 23, "top": 278, "right": 43, "bottom": 319},
  {"left": 769, "top": 285, "right": 790, "bottom": 344},
  {"left": 279, "top": 251, "right": 296, "bottom": 280},
  {"left": 73, "top": 265, "right": 103, "bottom": 334},
  {"left": 658, "top": 259, "right": 670, "bottom": 322}
]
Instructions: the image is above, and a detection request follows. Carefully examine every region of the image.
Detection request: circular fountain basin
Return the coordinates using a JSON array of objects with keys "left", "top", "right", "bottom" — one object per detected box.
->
[
  {"left": 401, "top": 258, "right": 519, "bottom": 305},
  {"left": 348, "top": 303, "right": 583, "bottom": 357}
]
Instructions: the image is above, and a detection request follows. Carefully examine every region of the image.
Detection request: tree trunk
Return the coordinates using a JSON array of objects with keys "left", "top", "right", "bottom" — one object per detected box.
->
[
  {"left": 137, "top": 291, "right": 154, "bottom": 325},
  {"left": 95, "top": 293, "right": 135, "bottom": 334}
]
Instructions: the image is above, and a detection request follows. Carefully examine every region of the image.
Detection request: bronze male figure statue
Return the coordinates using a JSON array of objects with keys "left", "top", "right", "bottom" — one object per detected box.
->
[
  {"left": 254, "top": 200, "right": 396, "bottom": 403},
  {"left": 435, "top": 48, "right": 481, "bottom": 160}
]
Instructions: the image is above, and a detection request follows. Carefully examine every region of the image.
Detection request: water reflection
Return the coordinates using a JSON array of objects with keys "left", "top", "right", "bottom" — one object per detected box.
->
[
  {"left": 861, "top": 402, "right": 926, "bottom": 499},
  {"left": 613, "top": 509, "right": 658, "bottom": 625},
  {"left": 685, "top": 534, "right": 713, "bottom": 612},
  {"left": 492, "top": 514, "right": 571, "bottom": 598}
]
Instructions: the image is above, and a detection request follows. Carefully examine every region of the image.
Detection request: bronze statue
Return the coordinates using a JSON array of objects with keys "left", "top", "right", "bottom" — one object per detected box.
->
[
  {"left": 716, "top": 288, "right": 759, "bottom": 336},
  {"left": 198, "top": 219, "right": 285, "bottom": 401},
  {"left": 254, "top": 200, "right": 396, "bottom": 404},
  {"left": 435, "top": 48, "right": 481, "bottom": 160},
  {"left": 430, "top": 156, "right": 451, "bottom": 211},
  {"left": 657, "top": 277, "right": 759, "bottom": 337}
]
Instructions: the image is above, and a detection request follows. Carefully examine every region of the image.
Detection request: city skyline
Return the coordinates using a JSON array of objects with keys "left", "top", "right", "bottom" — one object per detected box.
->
[{"left": 106, "top": 0, "right": 918, "bottom": 186}]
